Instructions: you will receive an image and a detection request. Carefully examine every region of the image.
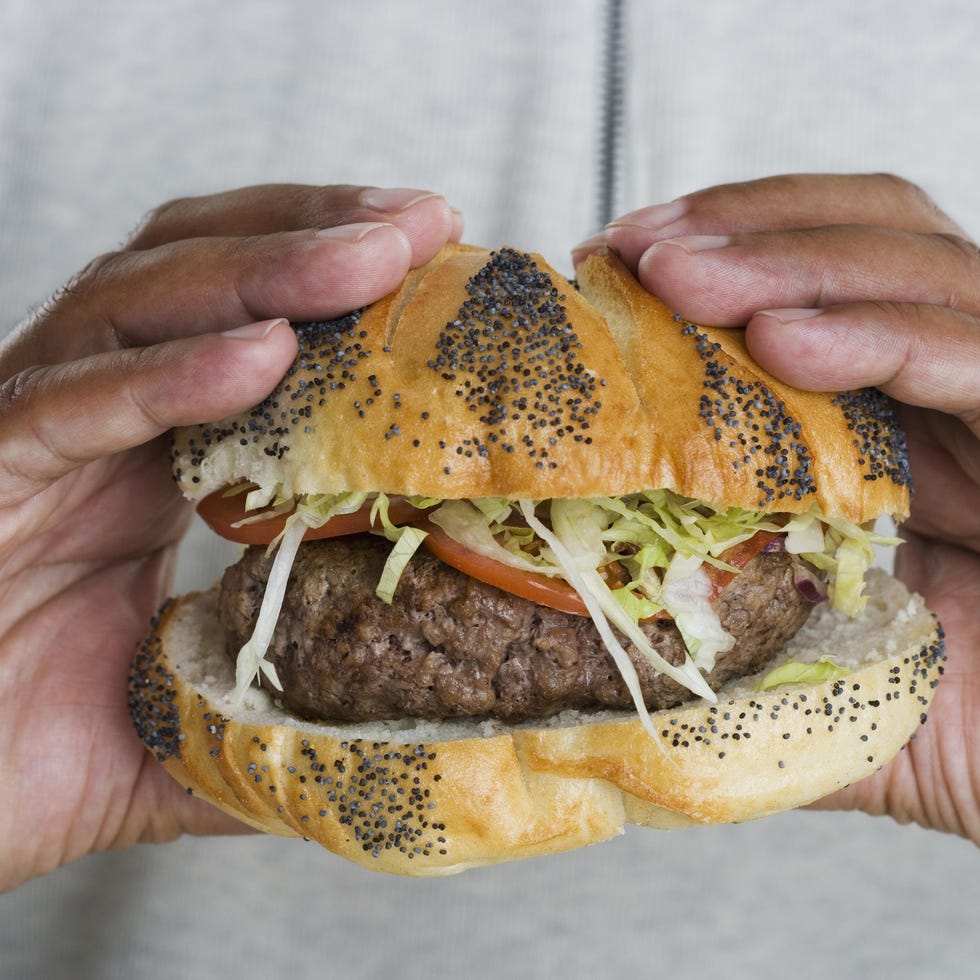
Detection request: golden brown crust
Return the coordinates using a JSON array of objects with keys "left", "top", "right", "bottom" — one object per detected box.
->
[
  {"left": 128, "top": 569, "right": 943, "bottom": 875},
  {"left": 171, "top": 245, "right": 911, "bottom": 523}
]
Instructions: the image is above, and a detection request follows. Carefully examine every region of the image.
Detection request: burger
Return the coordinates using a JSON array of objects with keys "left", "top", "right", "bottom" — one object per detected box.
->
[{"left": 128, "top": 244, "right": 944, "bottom": 875}]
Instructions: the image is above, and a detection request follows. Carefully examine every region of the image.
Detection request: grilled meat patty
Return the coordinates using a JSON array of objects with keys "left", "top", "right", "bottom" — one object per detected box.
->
[{"left": 218, "top": 534, "right": 817, "bottom": 723}]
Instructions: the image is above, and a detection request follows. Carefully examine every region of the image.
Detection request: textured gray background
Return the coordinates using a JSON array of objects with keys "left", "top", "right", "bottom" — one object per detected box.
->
[{"left": 2, "top": 2, "right": 978, "bottom": 977}]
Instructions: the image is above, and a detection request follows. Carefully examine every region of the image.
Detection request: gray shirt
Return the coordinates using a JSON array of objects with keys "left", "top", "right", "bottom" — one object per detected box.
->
[{"left": 2, "top": 2, "right": 979, "bottom": 977}]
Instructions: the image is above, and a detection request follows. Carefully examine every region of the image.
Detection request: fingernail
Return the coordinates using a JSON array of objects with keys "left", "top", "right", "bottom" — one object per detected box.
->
[
  {"left": 360, "top": 187, "right": 440, "bottom": 212},
  {"left": 449, "top": 207, "right": 465, "bottom": 241},
  {"left": 222, "top": 317, "right": 289, "bottom": 340},
  {"left": 647, "top": 234, "right": 730, "bottom": 255},
  {"left": 315, "top": 221, "right": 394, "bottom": 243},
  {"left": 607, "top": 198, "right": 687, "bottom": 231},
  {"left": 755, "top": 308, "right": 823, "bottom": 324}
]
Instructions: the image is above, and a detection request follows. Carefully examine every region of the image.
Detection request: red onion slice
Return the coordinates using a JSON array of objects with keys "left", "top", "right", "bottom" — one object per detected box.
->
[{"left": 794, "top": 564, "right": 828, "bottom": 603}]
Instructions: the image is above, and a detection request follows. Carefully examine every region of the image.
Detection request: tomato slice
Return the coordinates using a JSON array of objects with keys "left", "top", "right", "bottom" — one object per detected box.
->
[
  {"left": 418, "top": 519, "right": 606, "bottom": 615},
  {"left": 421, "top": 521, "right": 783, "bottom": 620},
  {"left": 197, "top": 489, "right": 429, "bottom": 544},
  {"left": 703, "top": 530, "right": 783, "bottom": 596},
  {"left": 201, "top": 485, "right": 785, "bottom": 620}
]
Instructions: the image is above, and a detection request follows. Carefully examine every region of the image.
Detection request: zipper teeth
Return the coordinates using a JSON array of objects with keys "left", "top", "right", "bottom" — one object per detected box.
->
[{"left": 597, "top": 0, "right": 626, "bottom": 230}]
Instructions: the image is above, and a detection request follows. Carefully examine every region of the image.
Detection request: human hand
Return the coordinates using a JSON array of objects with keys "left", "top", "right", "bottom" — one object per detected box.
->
[
  {"left": 575, "top": 173, "right": 980, "bottom": 844},
  {"left": 0, "top": 183, "right": 462, "bottom": 890}
]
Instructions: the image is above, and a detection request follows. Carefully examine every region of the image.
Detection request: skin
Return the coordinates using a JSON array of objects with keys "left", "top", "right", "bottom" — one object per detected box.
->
[
  {"left": 575, "top": 173, "right": 980, "bottom": 845},
  {"left": 0, "top": 184, "right": 463, "bottom": 891},
  {"left": 0, "top": 174, "right": 976, "bottom": 890}
]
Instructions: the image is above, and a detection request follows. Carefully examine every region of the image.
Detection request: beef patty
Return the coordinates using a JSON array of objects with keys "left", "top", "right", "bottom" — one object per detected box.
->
[{"left": 219, "top": 534, "right": 817, "bottom": 723}]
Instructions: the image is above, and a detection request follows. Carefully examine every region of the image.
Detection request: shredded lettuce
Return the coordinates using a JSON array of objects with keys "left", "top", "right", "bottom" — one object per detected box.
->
[
  {"left": 423, "top": 493, "right": 896, "bottom": 717},
  {"left": 517, "top": 499, "right": 669, "bottom": 739},
  {"left": 371, "top": 493, "right": 429, "bottom": 604},
  {"left": 522, "top": 498, "right": 717, "bottom": 738},
  {"left": 430, "top": 499, "right": 550, "bottom": 574},
  {"left": 231, "top": 490, "right": 387, "bottom": 703},
  {"left": 225, "top": 482, "right": 899, "bottom": 734},
  {"left": 232, "top": 515, "right": 306, "bottom": 703},
  {"left": 612, "top": 586, "right": 663, "bottom": 622},
  {"left": 661, "top": 554, "right": 734, "bottom": 673},
  {"left": 293, "top": 491, "right": 368, "bottom": 532},
  {"left": 756, "top": 656, "right": 852, "bottom": 692},
  {"left": 782, "top": 508, "right": 901, "bottom": 617}
]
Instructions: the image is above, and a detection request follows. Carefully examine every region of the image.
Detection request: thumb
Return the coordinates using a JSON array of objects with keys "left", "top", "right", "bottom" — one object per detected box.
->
[{"left": 0, "top": 319, "right": 297, "bottom": 503}]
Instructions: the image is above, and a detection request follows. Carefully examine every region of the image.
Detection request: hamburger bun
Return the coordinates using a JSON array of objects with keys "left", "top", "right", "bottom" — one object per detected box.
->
[
  {"left": 171, "top": 245, "right": 910, "bottom": 524},
  {"left": 130, "top": 568, "right": 942, "bottom": 875},
  {"left": 132, "top": 244, "right": 940, "bottom": 875}
]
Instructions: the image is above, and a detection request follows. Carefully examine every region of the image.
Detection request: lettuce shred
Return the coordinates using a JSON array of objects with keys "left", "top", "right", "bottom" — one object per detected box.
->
[
  {"left": 756, "top": 657, "right": 853, "bottom": 692},
  {"left": 226, "top": 485, "right": 899, "bottom": 725},
  {"left": 231, "top": 490, "right": 417, "bottom": 703}
]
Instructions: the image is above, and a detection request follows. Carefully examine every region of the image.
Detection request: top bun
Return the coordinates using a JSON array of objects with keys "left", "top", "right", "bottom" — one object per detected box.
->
[{"left": 172, "top": 245, "right": 911, "bottom": 523}]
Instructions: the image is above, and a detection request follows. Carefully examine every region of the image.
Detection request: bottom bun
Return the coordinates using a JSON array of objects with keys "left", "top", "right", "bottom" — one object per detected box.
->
[{"left": 129, "top": 568, "right": 943, "bottom": 876}]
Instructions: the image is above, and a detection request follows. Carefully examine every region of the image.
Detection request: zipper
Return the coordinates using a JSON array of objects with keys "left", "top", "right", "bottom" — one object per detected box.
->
[{"left": 596, "top": 0, "right": 627, "bottom": 230}]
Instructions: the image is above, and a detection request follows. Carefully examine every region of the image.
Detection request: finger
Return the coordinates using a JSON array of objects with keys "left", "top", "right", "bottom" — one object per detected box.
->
[
  {"left": 894, "top": 409, "right": 980, "bottom": 547},
  {"left": 113, "top": 223, "right": 413, "bottom": 339},
  {"left": 743, "top": 302, "right": 980, "bottom": 419},
  {"left": 573, "top": 173, "right": 964, "bottom": 269},
  {"left": 127, "top": 183, "right": 463, "bottom": 253},
  {"left": 0, "top": 319, "right": 297, "bottom": 502},
  {"left": 630, "top": 225, "right": 980, "bottom": 325},
  {"left": 815, "top": 533, "right": 980, "bottom": 843},
  {"left": 5, "top": 222, "right": 412, "bottom": 369}
]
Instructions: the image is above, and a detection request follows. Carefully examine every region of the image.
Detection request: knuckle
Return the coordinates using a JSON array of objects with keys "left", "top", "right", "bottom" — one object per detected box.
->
[
  {"left": 124, "top": 196, "right": 195, "bottom": 249},
  {"left": 291, "top": 183, "right": 366, "bottom": 228},
  {"left": 68, "top": 249, "right": 127, "bottom": 291},
  {"left": 0, "top": 364, "right": 45, "bottom": 418},
  {"left": 867, "top": 298, "right": 924, "bottom": 326},
  {"left": 0, "top": 366, "right": 71, "bottom": 485},
  {"left": 870, "top": 171, "right": 924, "bottom": 201},
  {"left": 871, "top": 172, "right": 962, "bottom": 233},
  {"left": 34, "top": 250, "right": 126, "bottom": 322},
  {"left": 927, "top": 234, "right": 980, "bottom": 310},
  {"left": 931, "top": 231, "right": 980, "bottom": 262},
  {"left": 868, "top": 172, "right": 939, "bottom": 215},
  {"left": 125, "top": 346, "right": 170, "bottom": 427}
]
